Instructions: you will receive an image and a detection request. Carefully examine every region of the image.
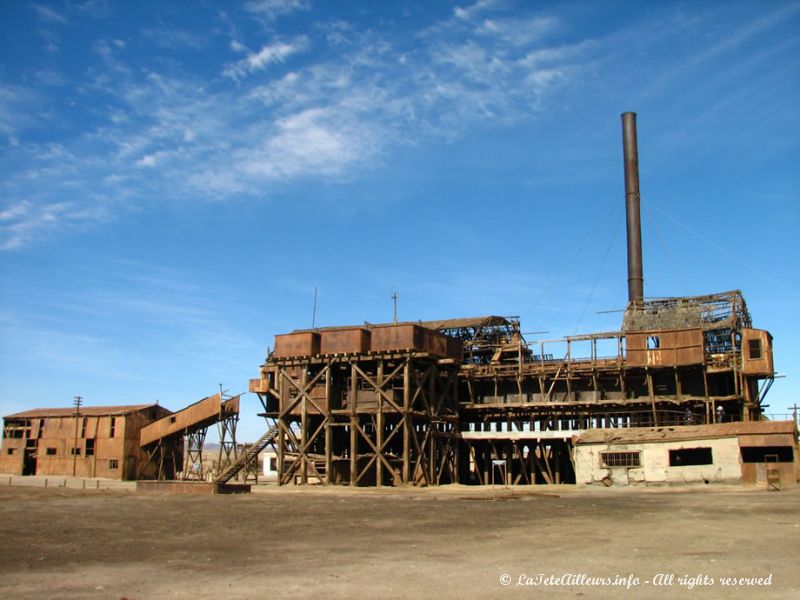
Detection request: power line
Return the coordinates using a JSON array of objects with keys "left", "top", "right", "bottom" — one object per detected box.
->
[
  {"left": 520, "top": 199, "right": 613, "bottom": 320},
  {"left": 643, "top": 197, "right": 798, "bottom": 297},
  {"left": 574, "top": 205, "right": 624, "bottom": 334}
]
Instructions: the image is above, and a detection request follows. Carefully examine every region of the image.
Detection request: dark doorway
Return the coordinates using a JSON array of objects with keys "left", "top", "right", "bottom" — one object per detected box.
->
[
  {"left": 125, "top": 456, "right": 137, "bottom": 481},
  {"left": 23, "top": 448, "right": 37, "bottom": 475},
  {"left": 740, "top": 446, "right": 794, "bottom": 463}
]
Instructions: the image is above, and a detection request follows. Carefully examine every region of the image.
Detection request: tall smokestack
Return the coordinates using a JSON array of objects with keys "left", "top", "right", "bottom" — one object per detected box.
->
[{"left": 622, "top": 112, "right": 644, "bottom": 305}]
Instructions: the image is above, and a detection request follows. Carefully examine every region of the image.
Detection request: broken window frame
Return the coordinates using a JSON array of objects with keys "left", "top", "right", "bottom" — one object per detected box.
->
[{"left": 600, "top": 451, "right": 641, "bottom": 468}]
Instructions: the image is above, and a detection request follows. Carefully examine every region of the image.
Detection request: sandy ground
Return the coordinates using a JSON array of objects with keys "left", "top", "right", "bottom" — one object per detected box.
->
[{"left": 0, "top": 480, "right": 798, "bottom": 599}]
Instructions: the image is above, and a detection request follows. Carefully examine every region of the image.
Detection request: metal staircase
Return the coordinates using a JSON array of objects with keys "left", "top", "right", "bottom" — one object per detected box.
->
[{"left": 214, "top": 425, "right": 278, "bottom": 485}]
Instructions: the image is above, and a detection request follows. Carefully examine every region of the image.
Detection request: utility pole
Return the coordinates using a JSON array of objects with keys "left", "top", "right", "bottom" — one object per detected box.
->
[
  {"left": 312, "top": 287, "right": 318, "bottom": 328},
  {"left": 72, "top": 395, "right": 82, "bottom": 477},
  {"left": 391, "top": 287, "right": 399, "bottom": 324}
]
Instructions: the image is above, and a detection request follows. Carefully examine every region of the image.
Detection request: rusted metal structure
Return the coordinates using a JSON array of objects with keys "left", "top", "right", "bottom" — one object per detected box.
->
[
  {"left": 622, "top": 111, "right": 644, "bottom": 305},
  {"left": 0, "top": 404, "right": 173, "bottom": 480},
  {"left": 250, "top": 325, "right": 461, "bottom": 485},
  {"left": 139, "top": 392, "right": 241, "bottom": 480},
  {"left": 248, "top": 113, "right": 779, "bottom": 487},
  {"left": 0, "top": 393, "right": 243, "bottom": 483}
]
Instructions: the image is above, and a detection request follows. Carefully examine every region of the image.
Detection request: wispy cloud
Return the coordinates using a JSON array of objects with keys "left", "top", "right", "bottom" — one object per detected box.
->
[
  {"left": 476, "top": 16, "right": 558, "bottom": 47},
  {"left": 69, "top": 0, "right": 114, "bottom": 19},
  {"left": 223, "top": 37, "right": 309, "bottom": 79},
  {"left": 1, "top": 258, "right": 265, "bottom": 378},
  {"left": 142, "top": 27, "right": 207, "bottom": 50},
  {"left": 0, "top": 85, "right": 41, "bottom": 135},
  {"left": 238, "top": 107, "right": 376, "bottom": 180},
  {"left": 0, "top": 199, "right": 110, "bottom": 251},
  {"left": 1, "top": 3, "right": 595, "bottom": 246},
  {"left": 32, "top": 4, "right": 68, "bottom": 24},
  {"left": 634, "top": 3, "right": 800, "bottom": 106},
  {"left": 453, "top": 0, "right": 501, "bottom": 22},
  {"left": 245, "top": 0, "right": 309, "bottom": 20}
]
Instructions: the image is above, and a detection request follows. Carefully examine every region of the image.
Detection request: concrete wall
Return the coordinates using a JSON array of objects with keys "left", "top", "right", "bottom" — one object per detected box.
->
[
  {"left": 575, "top": 437, "right": 743, "bottom": 486},
  {"left": 261, "top": 450, "right": 278, "bottom": 479}
]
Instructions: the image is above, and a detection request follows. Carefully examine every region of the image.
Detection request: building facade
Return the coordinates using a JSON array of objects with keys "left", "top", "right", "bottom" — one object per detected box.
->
[
  {"left": 0, "top": 404, "right": 172, "bottom": 480},
  {"left": 574, "top": 421, "right": 799, "bottom": 488}
]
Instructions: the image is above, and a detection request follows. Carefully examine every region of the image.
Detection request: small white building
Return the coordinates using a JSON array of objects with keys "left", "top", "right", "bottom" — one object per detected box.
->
[
  {"left": 574, "top": 421, "right": 798, "bottom": 488},
  {"left": 260, "top": 449, "right": 278, "bottom": 480}
]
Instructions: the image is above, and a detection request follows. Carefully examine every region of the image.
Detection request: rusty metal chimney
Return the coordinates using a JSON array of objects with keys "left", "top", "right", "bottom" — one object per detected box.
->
[{"left": 622, "top": 112, "right": 644, "bottom": 305}]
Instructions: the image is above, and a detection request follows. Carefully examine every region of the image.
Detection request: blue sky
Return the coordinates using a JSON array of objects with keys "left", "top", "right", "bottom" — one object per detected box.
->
[{"left": 1, "top": 0, "right": 798, "bottom": 441}]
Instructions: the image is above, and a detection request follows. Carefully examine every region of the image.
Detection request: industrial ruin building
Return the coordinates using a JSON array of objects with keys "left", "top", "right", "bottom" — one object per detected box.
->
[
  {"left": 247, "top": 296, "right": 783, "bottom": 487},
  {"left": 0, "top": 393, "right": 243, "bottom": 482},
  {"left": 2, "top": 113, "right": 793, "bottom": 490},
  {"left": 246, "top": 113, "right": 793, "bottom": 488},
  {"left": 0, "top": 404, "right": 175, "bottom": 480}
]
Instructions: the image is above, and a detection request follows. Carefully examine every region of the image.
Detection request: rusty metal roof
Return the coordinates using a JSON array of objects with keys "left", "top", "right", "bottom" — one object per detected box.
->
[
  {"left": 575, "top": 420, "right": 797, "bottom": 445},
  {"left": 292, "top": 316, "right": 509, "bottom": 334},
  {"left": 4, "top": 404, "right": 163, "bottom": 419},
  {"left": 419, "top": 316, "right": 511, "bottom": 330}
]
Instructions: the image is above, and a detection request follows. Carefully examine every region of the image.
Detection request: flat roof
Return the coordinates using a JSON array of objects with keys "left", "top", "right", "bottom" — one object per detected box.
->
[
  {"left": 4, "top": 404, "right": 163, "bottom": 419},
  {"left": 291, "top": 316, "right": 510, "bottom": 334},
  {"left": 575, "top": 420, "right": 798, "bottom": 445}
]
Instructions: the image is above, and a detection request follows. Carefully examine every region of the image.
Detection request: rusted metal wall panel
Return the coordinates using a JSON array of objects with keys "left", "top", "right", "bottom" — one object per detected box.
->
[
  {"left": 446, "top": 336, "right": 464, "bottom": 361},
  {"left": 370, "top": 324, "right": 458, "bottom": 358},
  {"left": 249, "top": 378, "right": 269, "bottom": 393},
  {"left": 139, "top": 394, "right": 221, "bottom": 447},
  {"left": 7, "top": 414, "right": 141, "bottom": 479},
  {"left": 370, "top": 324, "right": 422, "bottom": 353},
  {"left": 274, "top": 332, "right": 321, "bottom": 358},
  {"left": 741, "top": 462, "right": 796, "bottom": 488},
  {"left": 741, "top": 328, "right": 774, "bottom": 375},
  {"left": 0, "top": 451, "right": 23, "bottom": 474},
  {"left": 626, "top": 328, "right": 703, "bottom": 366},
  {"left": 320, "top": 328, "right": 371, "bottom": 355},
  {"left": 738, "top": 433, "right": 795, "bottom": 447}
]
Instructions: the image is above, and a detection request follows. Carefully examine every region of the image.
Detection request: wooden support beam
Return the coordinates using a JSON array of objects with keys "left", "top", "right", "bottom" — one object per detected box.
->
[
  {"left": 376, "top": 359, "right": 384, "bottom": 487},
  {"left": 403, "top": 360, "right": 411, "bottom": 484},
  {"left": 325, "top": 367, "right": 332, "bottom": 484},
  {"left": 300, "top": 367, "right": 308, "bottom": 485},
  {"left": 350, "top": 363, "right": 358, "bottom": 486},
  {"left": 646, "top": 369, "right": 657, "bottom": 426}
]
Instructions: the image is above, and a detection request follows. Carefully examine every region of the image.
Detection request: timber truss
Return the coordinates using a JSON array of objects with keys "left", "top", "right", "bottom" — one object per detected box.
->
[{"left": 255, "top": 351, "right": 460, "bottom": 486}]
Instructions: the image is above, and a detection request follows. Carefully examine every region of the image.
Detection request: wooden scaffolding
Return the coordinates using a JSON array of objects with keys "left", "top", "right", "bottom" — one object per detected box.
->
[{"left": 253, "top": 351, "right": 460, "bottom": 486}]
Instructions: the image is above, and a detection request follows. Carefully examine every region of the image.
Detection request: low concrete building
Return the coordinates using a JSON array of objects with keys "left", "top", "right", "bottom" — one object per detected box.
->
[
  {"left": 0, "top": 404, "right": 172, "bottom": 480},
  {"left": 261, "top": 449, "right": 278, "bottom": 480},
  {"left": 574, "top": 421, "right": 798, "bottom": 488}
]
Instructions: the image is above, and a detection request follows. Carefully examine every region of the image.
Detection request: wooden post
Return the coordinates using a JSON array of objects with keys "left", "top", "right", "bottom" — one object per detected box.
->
[
  {"left": 376, "top": 359, "right": 384, "bottom": 487},
  {"left": 300, "top": 367, "right": 308, "bottom": 485},
  {"left": 277, "top": 369, "right": 286, "bottom": 485},
  {"left": 646, "top": 369, "right": 657, "bottom": 426},
  {"left": 350, "top": 361, "right": 358, "bottom": 486},
  {"left": 403, "top": 360, "right": 411, "bottom": 484},
  {"left": 324, "top": 365, "right": 332, "bottom": 485}
]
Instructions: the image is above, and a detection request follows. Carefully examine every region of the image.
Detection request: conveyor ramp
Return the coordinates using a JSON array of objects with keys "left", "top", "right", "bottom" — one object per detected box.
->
[{"left": 140, "top": 393, "right": 240, "bottom": 448}]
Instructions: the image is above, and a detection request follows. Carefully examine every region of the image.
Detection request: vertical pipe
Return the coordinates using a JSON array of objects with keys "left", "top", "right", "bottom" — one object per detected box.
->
[{"left": 622, "top": 112, "right": 644, "bottom": 305}]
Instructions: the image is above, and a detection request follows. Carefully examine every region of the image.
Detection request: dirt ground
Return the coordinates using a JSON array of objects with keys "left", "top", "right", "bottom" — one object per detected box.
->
[{"left": 0, "top": 481, "right": 798, "bottom": 599}]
